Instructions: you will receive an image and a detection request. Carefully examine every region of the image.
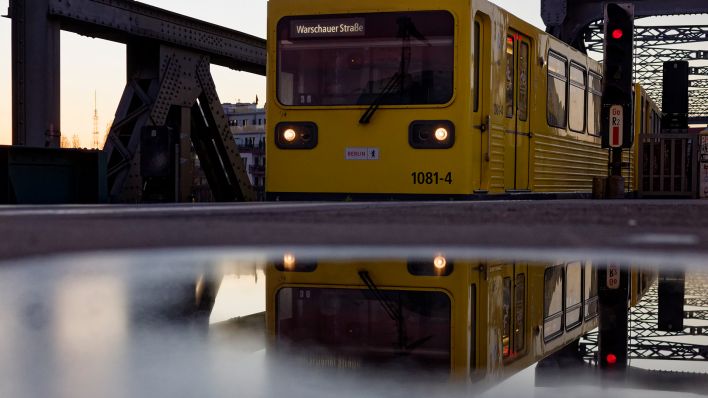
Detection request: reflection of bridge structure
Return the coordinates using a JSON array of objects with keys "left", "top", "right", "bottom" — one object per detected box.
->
[{"left": 581, "top": 273, "right": 708, "bottom": 362}]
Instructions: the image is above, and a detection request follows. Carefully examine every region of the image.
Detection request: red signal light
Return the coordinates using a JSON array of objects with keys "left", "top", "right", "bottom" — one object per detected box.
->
[
  {"left": 606, "top": 353, "right": 618, "bottom": 365},
  {"left": 612, "top": 29, "right": 624, "bottom": 39}
]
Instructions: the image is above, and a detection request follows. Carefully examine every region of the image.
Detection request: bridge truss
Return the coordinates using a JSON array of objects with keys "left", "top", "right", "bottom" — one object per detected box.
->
[
  {"left": 10, "top": 0, "right": 265, "bottom": 202},
  {"left": 584, "top": 22, "right": 708, "bottom": 123}
]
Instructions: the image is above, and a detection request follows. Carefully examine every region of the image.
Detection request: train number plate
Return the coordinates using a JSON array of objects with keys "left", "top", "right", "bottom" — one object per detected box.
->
[{"left": 411, "top": 171, "right": 453, "bottom": 185}]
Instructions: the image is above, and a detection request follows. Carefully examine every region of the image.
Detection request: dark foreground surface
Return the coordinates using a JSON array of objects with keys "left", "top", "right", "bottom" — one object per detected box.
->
[{"left": 1, "top": 199, "right": 707, "bottom": 260}]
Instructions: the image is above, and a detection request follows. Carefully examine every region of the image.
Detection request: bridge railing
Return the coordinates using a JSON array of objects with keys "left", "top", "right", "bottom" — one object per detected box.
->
[{"left": 638, "top": 133, "right": 699, "bottom": 198}]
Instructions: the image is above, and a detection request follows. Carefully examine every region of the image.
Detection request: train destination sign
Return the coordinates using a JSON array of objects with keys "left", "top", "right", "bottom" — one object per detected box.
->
[{"left": 291, "top": 18, "right": 366, "bottom": 38}]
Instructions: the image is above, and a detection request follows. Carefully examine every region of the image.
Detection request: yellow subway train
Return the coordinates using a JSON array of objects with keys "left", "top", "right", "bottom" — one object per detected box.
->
[
  {"left": 265, "top": 0, "right": 658, "bottom": 199},
  {"left": 265, "top": 258, "right": 655, "bottom": 383}
]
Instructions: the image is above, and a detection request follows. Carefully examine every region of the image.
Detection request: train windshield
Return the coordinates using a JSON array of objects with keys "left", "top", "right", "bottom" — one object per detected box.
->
[
  {"left": 276, "top": 11, "right": 454, "bottom": 106},
  {"left": 276, "top": 287, "right": 451, "bottom": 372}
]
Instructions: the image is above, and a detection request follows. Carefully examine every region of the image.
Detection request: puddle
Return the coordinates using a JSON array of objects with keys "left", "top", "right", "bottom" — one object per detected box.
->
[{"left": 0, "top": 247, "right": 706, "bottom": 397}]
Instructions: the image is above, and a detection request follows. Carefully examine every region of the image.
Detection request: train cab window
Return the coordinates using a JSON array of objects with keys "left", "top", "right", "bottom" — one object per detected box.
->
[
  {"left": 565, "top": 262, "right": 582, "bottom": 330},
  {"left": 587, "top": 72, "right": 602, "bottom": 136},
  {"left": 505, "top": 36, "right": 515, "bottom": 118},
  {"left": 514, "top": 273, "right": 526, "bottom": 354},
  {"left": 568, "top": 64, "right": 586, "bottom": 133},
  {"left": 276, "top": 12, "right": 455, "bottom": 106},
  {"left": 502, "top": 277, "right": 512, "bottom": 357},
  {"left": 547, "top": 52, "right": 567, "bottom": 129},
  {"left": 584, "top": 262, "right": 599, "bottom": 319},
  {"left": 543, "top": 265, "right": 564, "bottom": 341},
  {"left": 276, "top": 287, "right": 452, "bottom": 372}
]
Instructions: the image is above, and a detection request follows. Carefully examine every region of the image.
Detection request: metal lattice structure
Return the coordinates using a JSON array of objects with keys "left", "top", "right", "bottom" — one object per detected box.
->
[
  {"left": 10, "top": 0, "right": 264, "bottom": 202},
  {"left": 581, "top": 272, "right": 708, "bottom": 363},
  {"left": 584, "top": 21, "right": 708, "bottom": 122}
]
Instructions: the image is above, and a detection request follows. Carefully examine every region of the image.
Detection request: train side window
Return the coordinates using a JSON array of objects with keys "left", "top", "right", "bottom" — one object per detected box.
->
[
  {"left": 584, "top": 262, "right": 599, "bottom": 319},
  {"left": 565, "top": 262, "right": 582, "bottom": 330},
  {"left": 502, "top": 277, "right": 512, "bottom": 357},
  {"left": 514, "top": 273, "right": 526, "bottom": 354},
  {"left": 547, "top": 52, "right": 567, "bottom": 129},
  {"left": 587, "top": 72, "right": 602, "bottom": 136},
  {"left": 543, "top": 265, "right": 564, "bottom": 341},
  {"left": 568, "top": 64, "right": 586, "bottom": 133},
  {"left": 474, "top": 21, "right": 480, "bottom": 112},
  {"left": 641, "top": 96, "right": 646, "bottom": 134},
  {"left": 505, "top": 36, "right": 515, "bottom": 118},
  {"left": 518, "top": 42, "right": 529, "bottom": 121}
]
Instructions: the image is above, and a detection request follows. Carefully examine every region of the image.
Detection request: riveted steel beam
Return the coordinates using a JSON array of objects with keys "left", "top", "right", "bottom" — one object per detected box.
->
[
  {"left": 104, "top": 44, "right": 255, "bottom": 202},
  {"left": 10, "top": 0, "right": 261, "bottom": 201},
  {"left": 46, "top": 0, "right": 266, "bottom": 74},
  {"left": 10, "top": 0, "right": 61, "bottom": 147}
]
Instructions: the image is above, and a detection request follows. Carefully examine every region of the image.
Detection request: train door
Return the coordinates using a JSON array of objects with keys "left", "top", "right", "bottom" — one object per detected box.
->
[
  {"left": 503, "top": 31, "right": 531, "bottom": 191},
  {"left": 500, "top": 263, "right": 527, "bottom": 364},
  {"left": 473, "top": 14, "right": 490, "bottom": 190},
  {"left": 512, "top": 263, "right": 527, "bottom": 359},
  {"left": 515, "top": 36, "right": 531, "bottom": 190}
]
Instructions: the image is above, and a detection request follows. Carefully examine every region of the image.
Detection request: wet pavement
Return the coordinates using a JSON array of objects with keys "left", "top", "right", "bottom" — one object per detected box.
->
[{"left": 0, "top": 200, "right": 707, "bottom": 260}]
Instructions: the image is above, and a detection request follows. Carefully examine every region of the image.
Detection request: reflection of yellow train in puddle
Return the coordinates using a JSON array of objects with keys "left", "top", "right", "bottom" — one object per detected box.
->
[{"left": 265, "top": 257, "right": 654, "bottom": 382}]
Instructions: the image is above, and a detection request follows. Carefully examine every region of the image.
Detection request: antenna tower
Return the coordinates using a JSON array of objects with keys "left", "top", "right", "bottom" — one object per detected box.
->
[{"left": 93, "top": 91, "right": 99, "bottom": 149}]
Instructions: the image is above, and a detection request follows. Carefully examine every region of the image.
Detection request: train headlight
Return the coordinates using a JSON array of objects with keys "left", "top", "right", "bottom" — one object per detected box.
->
[
  {"left": 275, "top": 122, "right": 318, "bottom": 149},
  {"left": 283, "top": 128, "right": 297, "bottom": 142},
  {"left": 275, "top": 253, "right": 318, "bottom": 272},
  {"left": 409, "top": 120, "right": 455, "bottom": 149},
  {"left": 434, "top": 127, "right": 449, "bottom": 142},
  {"left": 408, "top": 256, "right": 454, "bottom": 276},
  {"left": 433, "top": 255, "right": 447, "bottom": 270},
  {"left": 283, "top": 253, "right": 296, "bottom": 270}
]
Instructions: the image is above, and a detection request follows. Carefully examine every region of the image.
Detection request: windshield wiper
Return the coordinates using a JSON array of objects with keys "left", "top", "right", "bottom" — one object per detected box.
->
[
  {"left": 358, "top": 270, "right": 436, "bottom": 355},
  {"left": 358, "top": 17, "right": 428, "bottom": 125},
  {"left": 358, "top": 72, "right": 402, "bottom": 124},
  {"left": 358, "top": 270, "right": 407, "bottom": 350}
]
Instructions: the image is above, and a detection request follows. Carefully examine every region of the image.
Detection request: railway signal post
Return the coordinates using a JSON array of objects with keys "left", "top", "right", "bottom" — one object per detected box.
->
[
  {"left": 598, "top": 264, "right": 630, "bottom": 371},
  {"left": 601, "top": 3, "right": 634, "bottom": 199}
]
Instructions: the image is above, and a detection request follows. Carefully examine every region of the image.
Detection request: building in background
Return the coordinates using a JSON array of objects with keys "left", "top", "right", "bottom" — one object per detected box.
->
[
  {"left": 193, "top": 101, "right": 266, "bottom": 201},
  {"left": 225, "top": 102, "right": 266, "bottom": 200}
]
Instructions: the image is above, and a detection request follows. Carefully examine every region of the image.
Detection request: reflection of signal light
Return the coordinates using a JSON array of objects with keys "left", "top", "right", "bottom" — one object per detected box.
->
[{"left": 606, "top": 353, "right": 617, "bottom": 365}]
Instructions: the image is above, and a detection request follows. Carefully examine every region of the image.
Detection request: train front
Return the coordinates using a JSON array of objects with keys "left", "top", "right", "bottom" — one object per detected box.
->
[
  {"left": 266, "top": 1, "right": 474, "bottom": 199},
  {"left": 265, "top": 259, "right": 462, "bottom": 378}
]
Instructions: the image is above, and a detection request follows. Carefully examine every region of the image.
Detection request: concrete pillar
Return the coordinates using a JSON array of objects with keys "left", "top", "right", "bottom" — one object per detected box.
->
[{"left": 11, "top": 0, "right": 61, "bottom": 147}]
